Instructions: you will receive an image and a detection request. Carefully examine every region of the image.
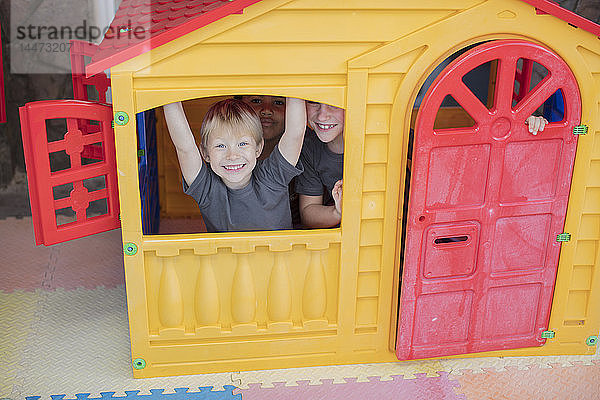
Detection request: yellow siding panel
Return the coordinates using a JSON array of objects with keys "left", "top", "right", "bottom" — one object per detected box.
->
[
  {"left": 565, "top": 290, "right": 591, "bottom": 318},
  {"left": 367, "top": 74, "right": 404, "bottom": 104},
  {"left": 588, "top": 160, "right": 600, "bottom": 185},
  {"left": 364, "top": 135, "right": 389, "bottom": 164},
  {"left": 579, "top": 214, "right": 600, "bottom": 239},
  {"left": 574, "top": 240, "right": 598, "bottom": 266},
  {"left": 357, "top": 271, "right": 381, "bottom": 298},
  {"left": 355, "top": 297, "right": 379, "bottom": 326},
  {"left": 136, "top": 43, "right": 377, "bottom": 77},
  {"left": 366, "top": 105, "right": 392, "bottom": 134},
  {"left": 583, "top": 188, "right": 600, "bottom": 213},
  {"left": 206, "top": 10, "right": 455, "bottom": 43},
  {"left": 360, "top": 219, "right": 384, "bottom": 246},
  {"left": 363, "top": 164, "right": 387, "bottom": 192},
  {"left": 362, "top": 192, "right": 385, "bottom": 220},
  {"left": 577, "top": 46, "right": 600, "bottom": 72},
  {"left": 571, "top": 265, "right": 594, "bottom": 290},
  {"left": 359, "top": 246, "right": 382, "bottom": 272}
]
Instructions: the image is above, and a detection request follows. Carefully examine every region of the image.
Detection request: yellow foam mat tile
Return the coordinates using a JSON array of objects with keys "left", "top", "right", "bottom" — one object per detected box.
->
[
  {"left": 0, "top": 290, "right": 38, "bottom": 397},
  {"left": 8, "top": 286, "right": 234, "bottom": 399},
  {"left": 232, "top": 352, "right": 600, "bottom": 389}
]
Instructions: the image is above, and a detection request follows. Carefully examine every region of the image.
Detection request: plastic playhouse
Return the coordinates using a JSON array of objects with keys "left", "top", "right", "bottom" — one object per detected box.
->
[{"left": 19, "top": 0, "right": 600, "bottom": 378}]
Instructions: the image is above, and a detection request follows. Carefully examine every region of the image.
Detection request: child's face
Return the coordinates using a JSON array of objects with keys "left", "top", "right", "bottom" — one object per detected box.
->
[
  {"left": 202, "top": 130, "right": 263, "bottom": 189},
  {"left": 306, "top": 102, "right": 345, "bottom": 144},
  {"left": 242, "top": 95, "right": 286, "bottom": 141}
]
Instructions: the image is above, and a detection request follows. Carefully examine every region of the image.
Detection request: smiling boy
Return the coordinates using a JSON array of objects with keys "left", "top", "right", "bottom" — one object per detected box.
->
[
  {"left": 164, "top": 98, "right": 306, "bottom": 232},
  {"left": 295, "top": 101, "right": 345, "bottom": 229}
]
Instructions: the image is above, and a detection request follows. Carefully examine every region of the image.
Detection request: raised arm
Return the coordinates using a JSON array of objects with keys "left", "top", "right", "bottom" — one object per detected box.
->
[
  {"left": 277, "top": 98, "right": 307, "bottom": 165},
  {"left": 163, "top": 102, "right": 203, "bottom": 186}
]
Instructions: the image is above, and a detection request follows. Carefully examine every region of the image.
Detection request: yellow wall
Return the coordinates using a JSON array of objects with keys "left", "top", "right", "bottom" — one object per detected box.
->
[{"left": 109, "top": 0, "right": 600, "bottom": 377}]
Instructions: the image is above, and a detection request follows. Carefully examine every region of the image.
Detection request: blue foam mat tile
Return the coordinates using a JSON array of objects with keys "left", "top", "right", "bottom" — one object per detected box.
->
[{"left": 25, "top": 386, "right": 240, "bottom": 400}]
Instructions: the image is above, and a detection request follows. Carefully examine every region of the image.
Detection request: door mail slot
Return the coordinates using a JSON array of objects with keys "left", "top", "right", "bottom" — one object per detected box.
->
[{"left": 423, "top": 222, "right": 480, "bottom": 279}]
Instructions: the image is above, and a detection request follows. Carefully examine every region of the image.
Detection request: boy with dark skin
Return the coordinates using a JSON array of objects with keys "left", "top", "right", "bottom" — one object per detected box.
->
[{"left": 238, "top": 95, "right": 286, "bottom": 160}]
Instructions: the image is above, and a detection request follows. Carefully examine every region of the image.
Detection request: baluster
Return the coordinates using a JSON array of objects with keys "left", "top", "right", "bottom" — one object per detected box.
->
[
  {"left": 267, "top": 253, "right": 292, "bottom": 323},
  {"left": 231, "top": 254, "right": 256, "bottom": 325},
  {"left": 302, "top": 250, "right": 327, "bottom": 322},
  {"left": 195, "top": 257, "right": 220, "bottom": 326},
  {"left": 158, "top": 257, "right": 183, "bottom": 329}
]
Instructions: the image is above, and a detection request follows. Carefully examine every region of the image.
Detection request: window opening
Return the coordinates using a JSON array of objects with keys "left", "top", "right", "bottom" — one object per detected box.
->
[
  {"left": 52, "top": 183, "right": 74, "bottom": 200},
  {"left": 512, "top": 59, "right": 563, "bottom": 122},
  {"left": 86, "top": 198, "right": 108, "bottom": 219},
  {"left": 49, "top": 150, "right": 71, "bottom": 173},
  {"left": 55, "top": 206, "right": 76, "bottom": 226},
  {"left": 433, "top": 95, "right": 477, "bottom": 130},
  {"left": 141, "top": 95, "right": 344, "bottom": 236},
  {"left": 45, "top": 118, "right": 68, "bottom": 143}
]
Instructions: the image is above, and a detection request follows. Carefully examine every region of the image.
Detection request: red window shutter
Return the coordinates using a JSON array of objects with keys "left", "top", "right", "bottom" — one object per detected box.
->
[
  {"left": 397, "top": 40, "right": 580, "bottom": 360},
  {"left": 20, "top": 100, "right": 120, "bottom": 246}
]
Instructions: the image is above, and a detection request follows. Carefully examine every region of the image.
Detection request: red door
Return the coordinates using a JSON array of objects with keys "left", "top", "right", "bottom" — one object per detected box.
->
[
  {"left": 20, "top": 100, "right": 120, "bottom": 246},
  {"left": 397, "top": 40, "right": 580, "bottom": 360}
]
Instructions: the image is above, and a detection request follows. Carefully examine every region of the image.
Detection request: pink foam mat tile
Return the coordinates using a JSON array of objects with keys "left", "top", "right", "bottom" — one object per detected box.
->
[
  {"left": 2, "top": 217, "right": 124, "bottom": 292},
  {"left": 454, "top": 359, "right": 600, "bottom": 400},
  {"left": 234, "top": 373, "right": 466, "bottom": 400}
]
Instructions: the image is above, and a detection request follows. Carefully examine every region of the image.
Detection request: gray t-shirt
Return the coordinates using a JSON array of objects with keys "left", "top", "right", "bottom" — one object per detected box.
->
[
  {"left": 184, "top": 146, "right": 303, "bottom": 232},
  {"left": 295, "top": 129, "right": 344, "bottom": 204}
]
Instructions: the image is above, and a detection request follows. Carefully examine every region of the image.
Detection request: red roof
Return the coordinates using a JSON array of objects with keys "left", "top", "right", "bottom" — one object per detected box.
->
[
  {"left": 87, "top": 0, "right": 263, "bottom": 77},
  {"left": 87, "top": 0, "right": 600, "bottom": 77}
]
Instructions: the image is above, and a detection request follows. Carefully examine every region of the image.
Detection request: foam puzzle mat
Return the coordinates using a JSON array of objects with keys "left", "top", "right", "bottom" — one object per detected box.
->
[{"left": 2, "top": 217, "right": 599, "bottom": 399}]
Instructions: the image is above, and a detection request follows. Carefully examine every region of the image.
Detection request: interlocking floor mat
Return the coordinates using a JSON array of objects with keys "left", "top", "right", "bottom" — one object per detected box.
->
[{"left": 2, "top": 217, "right": 599, "bottom": 400}]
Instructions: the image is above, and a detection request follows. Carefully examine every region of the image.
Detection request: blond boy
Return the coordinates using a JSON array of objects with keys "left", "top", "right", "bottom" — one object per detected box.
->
[{"left": 163, "top": 98, "right": 306, "bottom": 232}]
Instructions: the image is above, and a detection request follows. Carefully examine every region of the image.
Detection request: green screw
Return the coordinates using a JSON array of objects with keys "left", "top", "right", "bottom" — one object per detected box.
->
[
  {"left": 124, "top": 242, "right": 138, "bottom": 256},
  {"left": 114, "top": 111, "right": 129, "bottom": 126},
  {"left": 132, "top": 358, "right": 146, "bottom": 369},
  {"left": 137, "top": 149, "right": 145, "bottom": 157},
  {"left": 586, "top": 335, "right": 598, "bottom": 346}
]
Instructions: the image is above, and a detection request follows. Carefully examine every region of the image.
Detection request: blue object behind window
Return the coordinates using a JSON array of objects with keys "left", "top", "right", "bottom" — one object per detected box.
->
[
  {"left": 138, "top": 110, "right": 160, "bottom": 234},
  {"left": 543, "top": 90, "right": 564, "bottom": 122}
]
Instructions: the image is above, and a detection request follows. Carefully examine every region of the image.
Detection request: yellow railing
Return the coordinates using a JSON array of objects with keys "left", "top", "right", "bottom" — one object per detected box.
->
[{"left": 142, "top": 230, "right": 342, "bottom": 340}]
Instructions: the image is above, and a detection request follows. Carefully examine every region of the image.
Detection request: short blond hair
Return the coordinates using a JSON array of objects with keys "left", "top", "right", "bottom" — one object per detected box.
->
[{"left": 200, "top": 99, "right": 263, "bottom": 149}]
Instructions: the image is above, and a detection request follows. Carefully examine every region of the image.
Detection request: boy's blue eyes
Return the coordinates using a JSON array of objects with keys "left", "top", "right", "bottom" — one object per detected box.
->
[{"left": 214, "top": 142, "right": 250, "bottom": 148}]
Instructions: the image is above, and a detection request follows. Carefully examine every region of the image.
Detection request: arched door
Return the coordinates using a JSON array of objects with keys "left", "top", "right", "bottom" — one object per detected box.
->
[{"left": 397, "top": 40, "right": 581, "bottom": 360}]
